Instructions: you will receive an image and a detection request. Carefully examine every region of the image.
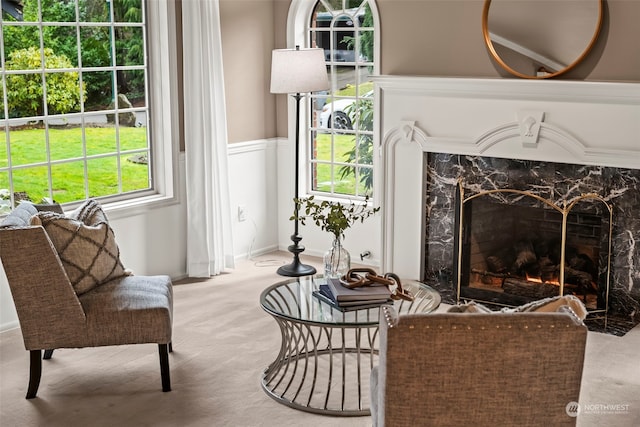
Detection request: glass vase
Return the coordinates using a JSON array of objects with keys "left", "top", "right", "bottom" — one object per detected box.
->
[{"left": 324, "top": 237, "right": 351, "bottom": 279}]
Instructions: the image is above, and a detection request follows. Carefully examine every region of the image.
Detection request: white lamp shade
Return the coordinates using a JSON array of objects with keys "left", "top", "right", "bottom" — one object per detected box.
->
[{"left": 270, "top": 48, "right": 329, "bottom": 94}]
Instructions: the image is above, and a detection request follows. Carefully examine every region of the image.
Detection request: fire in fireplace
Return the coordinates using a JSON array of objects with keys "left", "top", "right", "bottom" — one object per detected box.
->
[{"left": 453, "top": 181, "right": 611, "bottom": 313}]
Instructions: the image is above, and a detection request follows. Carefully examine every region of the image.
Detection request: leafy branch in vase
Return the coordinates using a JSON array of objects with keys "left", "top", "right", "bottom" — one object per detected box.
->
[{"left": 291, "top": 195, "right": 380, "bottom": 241}]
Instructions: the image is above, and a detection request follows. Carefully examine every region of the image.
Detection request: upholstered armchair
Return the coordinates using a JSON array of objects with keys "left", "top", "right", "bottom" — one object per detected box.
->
[
  {"left": 0, "top": 201, "right": 173, "bottom": 399},
  {"left": 371, "top": 304, "right": 588, "bottom": 426}
]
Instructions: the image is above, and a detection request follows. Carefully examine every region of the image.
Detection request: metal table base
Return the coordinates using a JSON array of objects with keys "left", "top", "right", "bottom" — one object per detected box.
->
[
  {"left": 261, "top": 317, "right": 379, "bottom": 416},
  {"left": 260, "top": 276, "right": 440, "bottom": 416}
]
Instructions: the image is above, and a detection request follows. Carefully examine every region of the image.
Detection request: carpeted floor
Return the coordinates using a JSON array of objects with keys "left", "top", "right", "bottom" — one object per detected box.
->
[{"left": 1, "top": 252, "right": 638, "bottom": 426}]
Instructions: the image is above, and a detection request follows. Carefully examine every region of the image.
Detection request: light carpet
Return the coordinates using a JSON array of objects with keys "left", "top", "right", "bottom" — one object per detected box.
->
[{"left": 1, "top": 252, "right": 638, "bottom": 426}]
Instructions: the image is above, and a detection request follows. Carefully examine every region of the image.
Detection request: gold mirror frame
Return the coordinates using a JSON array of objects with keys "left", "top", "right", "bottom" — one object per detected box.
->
[{"left": 482, "top": 0, "right": 603, "bottom": 79}]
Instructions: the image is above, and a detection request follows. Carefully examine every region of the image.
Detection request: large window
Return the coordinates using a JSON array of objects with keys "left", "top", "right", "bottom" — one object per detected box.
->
[
  {"left": 307, "top": 0, "right": 376, "bottom": 199},
  {"left": 0, "top": 0, "right": 173, "bottom": 214}
]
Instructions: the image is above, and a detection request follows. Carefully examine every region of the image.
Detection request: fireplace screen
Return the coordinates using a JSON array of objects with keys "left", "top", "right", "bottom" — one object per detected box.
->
[{"left": 453, "top": 181, "right": 611, "bottom": 313}]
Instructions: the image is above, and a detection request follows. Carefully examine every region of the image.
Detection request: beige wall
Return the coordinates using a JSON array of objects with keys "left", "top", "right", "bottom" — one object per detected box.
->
[
  {"left": 213, "top": 0, "right": 639, "bottom": 144},
  {"left": 376, "top": 0, "right": 640, "bottom": 81},
  {"left": 272, "top": 0, "right": 290, "bottom": 138},
  {"left": 219, "top": 0, "right": 279, "bottom": 143},
  {"left": 378, "top": 0, "right": 495, "bottom": 77},
  {"left": 586, "top": 0, "right": 640, "bottom": 81}
]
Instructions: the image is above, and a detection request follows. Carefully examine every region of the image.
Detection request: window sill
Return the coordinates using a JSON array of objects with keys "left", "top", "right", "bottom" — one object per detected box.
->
[{"left": 100, "top": 193, "right": 181, "bottom": 221}]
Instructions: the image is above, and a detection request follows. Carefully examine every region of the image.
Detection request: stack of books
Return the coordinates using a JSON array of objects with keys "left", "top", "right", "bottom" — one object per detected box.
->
[{"left": 313, "top": 277, "right": 393, "bottom": 311}]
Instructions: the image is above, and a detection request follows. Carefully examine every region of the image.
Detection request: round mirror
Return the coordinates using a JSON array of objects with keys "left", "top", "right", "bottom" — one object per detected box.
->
[{"left": 482, "top": 0, "right": 603, "bottom": 79}]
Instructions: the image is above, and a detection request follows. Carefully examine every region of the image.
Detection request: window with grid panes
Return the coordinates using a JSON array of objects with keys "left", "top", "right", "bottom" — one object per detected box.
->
[
  {"left": 307, "top": 0, "right": 376, "bottom": 199},
  {"left": 0, "top": 0, "right": 168, "bottom": 213}
]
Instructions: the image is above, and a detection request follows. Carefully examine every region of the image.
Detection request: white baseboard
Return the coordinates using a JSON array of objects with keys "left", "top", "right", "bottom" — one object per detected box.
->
[
  {"left": 0, "top": 321, "right": 19, "bottom": 333},
  {"left": 234, "top": 244, "right": 280, "bottom": 263}
]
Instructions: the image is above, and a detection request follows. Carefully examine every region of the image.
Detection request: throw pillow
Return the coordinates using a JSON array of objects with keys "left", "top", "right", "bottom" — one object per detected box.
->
[
  {"left": 31, "top": 200, "right": 128, "bottom": 295},
  {"left": 69, "top": 198, "right": 108, "bottom": 226},
  {"left": 448, "top": 295, "right": 587, "bottom": 320},
  {"left": 502, "top": 294, "right": 588, "bottom": 320},
  {"left": 447, "top": 301, "right": 493, "bottom": 314},
  {"left": 0, "top": 202, "right": 63, "bottom": 228},
  {"left": 0, "top": 202, "right": 38, "bottom": 228}
]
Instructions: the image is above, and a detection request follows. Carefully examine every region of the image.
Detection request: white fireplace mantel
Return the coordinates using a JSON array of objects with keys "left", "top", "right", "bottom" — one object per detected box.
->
[{"left": 374, "top": 76, "right": 640, "bottom": 278}]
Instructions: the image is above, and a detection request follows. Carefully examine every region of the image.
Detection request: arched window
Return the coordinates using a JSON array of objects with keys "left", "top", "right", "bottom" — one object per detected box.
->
[{"left": 304, "top": 0, "right": 378, "bottom": 199}]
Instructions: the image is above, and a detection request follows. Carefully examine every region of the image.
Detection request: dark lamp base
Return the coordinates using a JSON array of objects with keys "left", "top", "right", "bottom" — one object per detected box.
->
[{"left": 277, "top": 260, "right": 317, "bottom": 277}]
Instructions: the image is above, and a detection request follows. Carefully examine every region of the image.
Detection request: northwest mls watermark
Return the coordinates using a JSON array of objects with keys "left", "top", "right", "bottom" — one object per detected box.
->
[{"left": 566, "top": 401, "right": 632, "bottom": 417}]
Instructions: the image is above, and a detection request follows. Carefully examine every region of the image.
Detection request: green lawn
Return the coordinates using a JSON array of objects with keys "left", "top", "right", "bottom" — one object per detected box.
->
[
  {"left": 323, "top": 80, "right": 374, "bottom": 104},
  {"left": 314, "top": 132, "right": 369, "bottom": 196},
  {"left": 0, "top": 126, "right": 149, "bottom": 205},
  {"left": 2, "top": 80, "right": 373, "bottom": 205},
  {"left": 313, "top": 80, "right": 374, "bottom": 196}
]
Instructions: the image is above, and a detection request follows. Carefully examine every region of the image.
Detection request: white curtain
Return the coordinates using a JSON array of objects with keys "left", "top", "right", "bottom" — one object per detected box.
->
[{"left": 182, "top": 0, "right": 235, "bottom": 277}]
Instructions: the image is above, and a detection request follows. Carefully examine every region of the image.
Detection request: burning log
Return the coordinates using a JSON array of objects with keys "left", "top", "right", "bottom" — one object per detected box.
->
[
  {"left": 564, "top": 266, "right": 595, "bottom": 289},
  {"left": 486, "top": 256, "right": 508, "bottom": 274},
  {"left": 473, "top": 234, "right": 600, "bottom": 306},
  {"left": 471, "top": 268, "right": 509, "bottom": 279},
  {"left": 503, "top": 277, "right": 560, "bottom": 300},
  {"left": 471, "top": 268, "right": 508, "bottom": 286},
  {"left": 563, "top": 266, "right": 598, "bottom": 303},
  {"left": 512, "top": 240, "right": 537, "bottom": 273}
]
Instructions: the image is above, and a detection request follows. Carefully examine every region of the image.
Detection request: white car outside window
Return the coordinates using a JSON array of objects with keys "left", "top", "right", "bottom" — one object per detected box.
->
[{"left": 319, "top": 91, "right": 373, "bottom": 130}]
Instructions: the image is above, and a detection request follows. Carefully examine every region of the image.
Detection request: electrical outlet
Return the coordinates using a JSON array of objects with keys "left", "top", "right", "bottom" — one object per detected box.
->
[{"left": 237, "top": 205, "right": 247, "bottom": 222}]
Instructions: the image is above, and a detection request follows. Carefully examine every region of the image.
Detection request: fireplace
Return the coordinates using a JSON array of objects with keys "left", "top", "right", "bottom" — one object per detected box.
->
[
  {"left": 453, "top": 182, "right": 612, "bottom": 313},
  {"left": 376, "top": 76, "right": 640, "bottom": 333},
  {"left": 421, "top": 152, "right": 637, "bottom": 320}
]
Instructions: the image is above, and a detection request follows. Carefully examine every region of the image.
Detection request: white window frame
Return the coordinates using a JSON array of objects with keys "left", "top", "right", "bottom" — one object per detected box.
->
[
  {"left": 288, "top": 0, "right": 380, "bottom": 203},
  {"left": 108, "top": 0, "right": 179, "bottom": 218},
  {"left": 0, "top": 0, "right": 179, "bottom": 218}
]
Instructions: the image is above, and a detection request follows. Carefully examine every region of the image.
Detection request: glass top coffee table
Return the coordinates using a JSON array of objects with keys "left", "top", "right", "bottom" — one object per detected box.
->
[{"left": 260, "top": 275, "right": 441, "bottom": 416}]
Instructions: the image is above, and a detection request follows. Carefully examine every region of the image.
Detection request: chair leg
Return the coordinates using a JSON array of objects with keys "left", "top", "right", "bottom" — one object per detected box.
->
[
  {"left": 26, "top": 350, "right": 42, "bottom": 399},
  {"left": 168, "top": 342, "right": 173, "bottom": 353},
  {"left": 43, "top": 349, "right": 54, "bottom": 360},
  {"left": 158, "top": 344, "right": 171, "bottom": 392}
]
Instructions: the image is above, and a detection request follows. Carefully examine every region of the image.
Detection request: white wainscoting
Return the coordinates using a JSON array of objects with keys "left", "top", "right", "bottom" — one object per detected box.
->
[
  {"left": 230, "top": 137, "right": 381, "bottom": 267},
  {"left": 228, "top": 139, "right": 280, "bottom": 260}
]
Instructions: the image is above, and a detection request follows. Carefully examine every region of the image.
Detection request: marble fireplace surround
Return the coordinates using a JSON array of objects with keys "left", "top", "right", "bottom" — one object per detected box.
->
[{"left": 376, "top": 76, "right": 639, "bottom": 320}]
